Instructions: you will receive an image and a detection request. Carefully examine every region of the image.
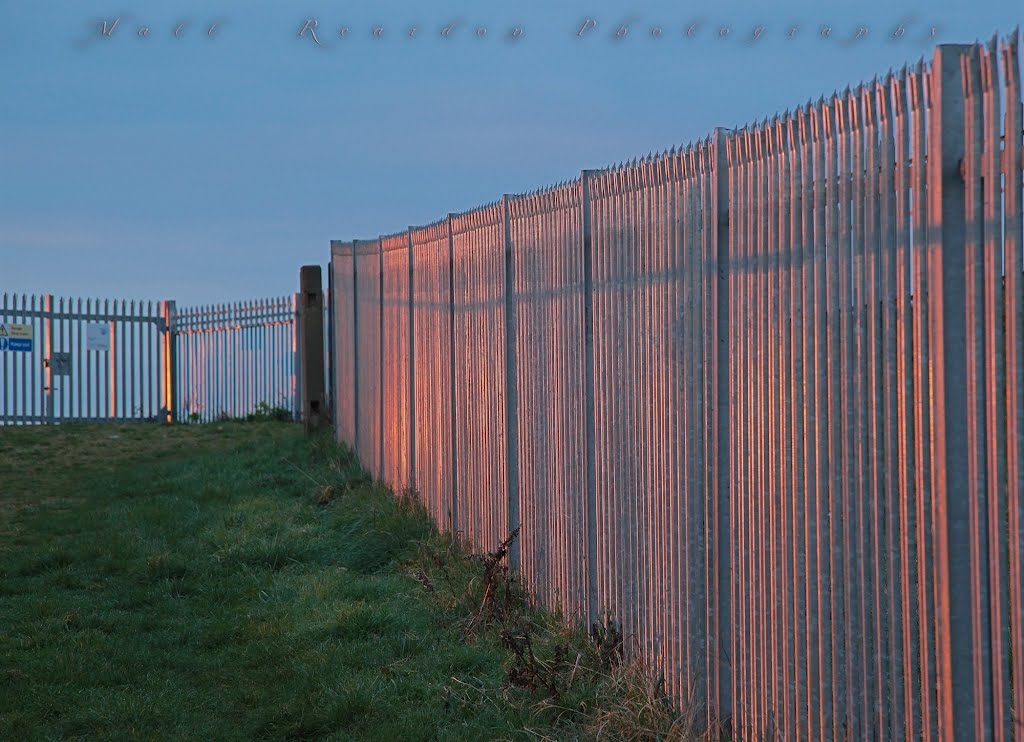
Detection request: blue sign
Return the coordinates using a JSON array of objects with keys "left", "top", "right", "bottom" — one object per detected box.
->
[{"left": 0, "top": 338, "right": 32, "bottom": 352}]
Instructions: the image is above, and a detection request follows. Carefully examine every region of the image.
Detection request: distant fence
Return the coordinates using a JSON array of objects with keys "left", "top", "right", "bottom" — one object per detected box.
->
[
  {"left": 0, "top": 292, "right": 331, "bottom": 425},
  {"left": 331, "top": 36, "right": 1024, "bottom": 741}
]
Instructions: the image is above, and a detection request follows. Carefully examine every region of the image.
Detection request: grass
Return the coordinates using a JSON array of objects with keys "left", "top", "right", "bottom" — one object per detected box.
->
[{"left": 0, "top": 421, "right": 716, "bottom": 741}]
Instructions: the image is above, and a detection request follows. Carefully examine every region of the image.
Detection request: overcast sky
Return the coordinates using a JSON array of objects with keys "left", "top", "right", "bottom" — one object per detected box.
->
[{"left": 1, "top": 0, "right": 1020, "bottom": 306}]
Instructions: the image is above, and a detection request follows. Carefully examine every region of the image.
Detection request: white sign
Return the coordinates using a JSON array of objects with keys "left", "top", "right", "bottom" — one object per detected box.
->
[
  {"left": 86, "top": 323, "right": 110, "bottom": 352},
  {"left": 0, "top": 322, "right": 32, "bottom": 339}
]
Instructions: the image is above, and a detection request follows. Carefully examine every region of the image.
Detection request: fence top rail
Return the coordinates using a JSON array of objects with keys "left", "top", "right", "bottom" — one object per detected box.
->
[
  {"left": 354, "top": 240, "right": 382, "bottom": 256},
  {"left": 331, "top": 240, "right": 354, "bottom": 258},
  {"left": 410, "top": 221, "right": 449, "bottom": 246},
  {"left": 451, "top": 201, "right": 503, "bottom": 236},
  {"left": 408, "top": 216, "right": 448, "bottom": 233},
  {"left": 381, "top": 233, "right": 409, "bottom": 253},
  {"left": 1, "top": 293, "right": 168, "bottom": 321},
  {"left": 175, "top": 297, "right": 293, "bottom": 315}
]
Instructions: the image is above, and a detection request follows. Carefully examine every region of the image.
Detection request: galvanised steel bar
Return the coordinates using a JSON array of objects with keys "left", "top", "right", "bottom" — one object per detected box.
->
[
  {"left": 581, "top": 170, "right": 599, "bottom": 627},
  {"left": 44, "top": 294, "right": 53, "bottom": 421},
  {"left": 979, "top": 36, "right": 1013, "bottom": 742},
  {"left": 778, "top": 112, "right": 798, "bottom": 740},
  {"left": 406, "top": 230, "right": 415, "bottom": 495},
  {"left": 961, "top": 42, "right": 996, "bottom": 742},
  {"left": 712, "top": 128, "right": 732, "bottom": 726},
  {"left": 501, "top": 196, "right": 521, "bottom": 570},
  {"left": 852, "top": 85, "right": 871, "bottom": 741},
  {"left": 1000, "top": 31, "right": 1024, "bottom": 742},
  {"left": 876, "top": 72, "right": 906, "bottom": 742},
  {"left": 908, "top": 59, "right": 940, "bottom": 741},
  {"left": 892, "top": 65, "right": 921, "bottom": 742}
]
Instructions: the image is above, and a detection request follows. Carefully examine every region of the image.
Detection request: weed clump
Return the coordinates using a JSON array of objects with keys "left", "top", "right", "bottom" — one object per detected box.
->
[{"left": 408, "top": 527, "right": 715, "bottom": 740}]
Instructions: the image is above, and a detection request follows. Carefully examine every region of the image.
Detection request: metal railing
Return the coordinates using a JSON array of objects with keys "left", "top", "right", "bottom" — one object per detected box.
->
[
  {"left": 330, "top": 35, "right": 1024, "bottom": 741},
  {"left": 1, "top": 291, "right": 332, "bottom": 426}
]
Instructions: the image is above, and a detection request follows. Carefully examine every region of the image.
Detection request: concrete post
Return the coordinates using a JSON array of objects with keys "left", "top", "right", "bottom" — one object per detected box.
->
[
  {"left": 326, "top": 259, "right": 336, "bottom": 426},
  {"left": 928, "top": 43, "right": 984, "bottom": 742},
  {"left": 299, "top": 265, "right": 327, "bottom": 433}
]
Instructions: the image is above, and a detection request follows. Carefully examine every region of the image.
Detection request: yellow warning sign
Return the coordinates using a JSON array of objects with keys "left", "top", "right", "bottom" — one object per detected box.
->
[{"left": 0, "top": 323, "right": 32, "bottom": 339}]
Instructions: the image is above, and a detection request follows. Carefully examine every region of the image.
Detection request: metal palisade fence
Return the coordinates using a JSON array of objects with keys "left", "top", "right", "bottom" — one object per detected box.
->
[
  {"left": 0, "top": 292, "right": 332, "bottom": 426},
  {"left": 330, "top": 35, "right": 1024, "bottom": 741}
]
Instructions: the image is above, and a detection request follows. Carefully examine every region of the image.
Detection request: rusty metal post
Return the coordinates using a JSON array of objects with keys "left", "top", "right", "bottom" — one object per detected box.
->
[
  {"left": 160, "top": 300, "right": 176, "bottom": 423},
  {"left": 299, "top": 265, "right": 327, "bottom": 432}
]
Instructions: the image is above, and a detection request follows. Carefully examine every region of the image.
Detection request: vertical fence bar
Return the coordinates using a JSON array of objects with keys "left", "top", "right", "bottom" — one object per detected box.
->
[
  {"left": 502, "top": 195, "right": 521, "bottom": 569},
  {"left": 1000, "top": 30, "right": 1024, "bottom": 742},
  {"left": 44, "top": 294, "right": 53, "bottom": 422},
  {"left": 962, "top": 42, "right": 998, "bottom": 742},
  {"left": 581, "top": 170, "right": 598, "bottom": 627},
  {"left": 712, "top": 128, "right": 733, "bottom": 726},
  {"left": 405, "top": 229, "right": 415, "bottom": 491},
  {"left": 112, "top": 299, "right": 119, "bottom": 418},
  {"left": 351, "top": 247, "right": 361, "bottom": 449},
  {"left": 447, "top": 221, "right": 457, "bottom": 533},
  {"left": 980, "top": 35, "right": 1012, "bottom": 742},
  {"left": 161, "top": 300, "right": 176, "bottom": 422}
]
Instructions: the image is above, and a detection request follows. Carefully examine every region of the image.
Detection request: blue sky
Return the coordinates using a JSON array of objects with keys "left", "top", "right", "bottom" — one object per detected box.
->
[{"left": 1, "top": 0, "right": 1020, "bottom": 305}]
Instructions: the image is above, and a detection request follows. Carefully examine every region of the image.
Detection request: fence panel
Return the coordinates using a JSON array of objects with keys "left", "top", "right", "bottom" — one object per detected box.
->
[
  {"left": 1, "top": 293, "right": 169, "bottom": 424},
  {"left": 451, "top": 205, "right": 508, "bottom": 552},
  {"left": 380, "top": 232, "right": 413, "bottom": 491},
  {"left": 171, "top": 297, "right": 298, "bottom": 423},
  {"left": 329, "top": 33, "right": 1024, "bottom": 742},
  {"left": 411, "top": 222, "right": 455, "bottom": 529},
  {"left": 510, "top": 183, "right": 588, "bottom": 616},
  {"left": 351, "top": 240, "right": 383, "bottom": 480},
  {"left": 331, "top": 242, "right": 357, "bottom": 448}
]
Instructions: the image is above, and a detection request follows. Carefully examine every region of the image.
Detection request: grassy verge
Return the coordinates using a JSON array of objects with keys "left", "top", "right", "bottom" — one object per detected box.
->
[{"left": 0, "top": 422, "right": 713, "bottom": 741}]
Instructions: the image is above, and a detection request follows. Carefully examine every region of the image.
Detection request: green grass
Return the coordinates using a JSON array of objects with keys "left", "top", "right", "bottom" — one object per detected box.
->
[{"left": 0, "top": 422, "right": 709, "bottom": 741}]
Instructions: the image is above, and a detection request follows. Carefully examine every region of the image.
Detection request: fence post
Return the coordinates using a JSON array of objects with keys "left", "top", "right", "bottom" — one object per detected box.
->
[
  {"left": 502, "top": 194, "right": 521, "bottom": 570},
  {"left": 326, "top": 259, "right": 335, "bottom": 426},
  {"left": 43, "top": 294, "right": 54, "bottom": 423},
  {"left": 927, "top": 43, "right": 986, "bottom": 742},
  {"left": 407, "top": 229, "right": 416, "bottom": 491},
  {"left": 712, "top": 128, "right": 733, "bottom": 725},
  {"left": 299, "top": 265, "right": 327, "bottom": 433},
  {"left": 160, "top": 300, "right": 176, "bottom": 423},
  {"left": 379, "top": 237, "right": 386, "bottom": 483},
  {"left": 447, "top": 218, "right": 458, "bottom": 535},
  {"left": 351, "top": 242, "right": 361, "bottom": 454},
  {"left": 293, "top": 292, "right": 303, "bottom": 421},
  {"left": 581, "top": 169, "right": 599, "bottom": 628}
]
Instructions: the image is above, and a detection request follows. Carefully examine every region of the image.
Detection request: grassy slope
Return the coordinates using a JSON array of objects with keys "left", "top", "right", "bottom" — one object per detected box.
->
[
  {"left": 0, "top": 423, "right": 539, "bottom": 741},
  {"left": 0, "top": 422, "right": 705, "bottom": 742}
]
